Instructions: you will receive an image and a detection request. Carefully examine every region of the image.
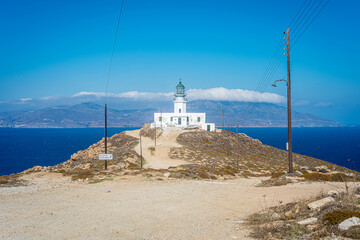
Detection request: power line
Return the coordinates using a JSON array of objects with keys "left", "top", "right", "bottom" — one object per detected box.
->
[
  {"left": 288, "top": 0, "right": 311, "bottom": 29},
  {"left": 291, "top": 0, "right": 319, "bottom": 35},
  {"left": 245, "top": 0, "right": 330, "bottom": 114},
  {"left": 292, "top": 0, "right": 330, "bottom": 47},
  {"left": 105, "top": 0, "right": 125, "bottom": 103}
]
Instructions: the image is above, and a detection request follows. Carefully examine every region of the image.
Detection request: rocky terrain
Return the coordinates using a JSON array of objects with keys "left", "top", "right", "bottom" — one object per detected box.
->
[
  {"left": 2, "top": 125, "right": 360, "bottom": 239},
  {"left": 246, "top": 185, "right": 360, "bottom": 239}
]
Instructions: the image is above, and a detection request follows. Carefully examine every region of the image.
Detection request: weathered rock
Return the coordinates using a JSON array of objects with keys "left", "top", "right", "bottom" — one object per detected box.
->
[
  {"left": 271, "top": 212, "right": 281, "bottom": 221},
  {"left": 308, "top": 196, "right": 335, "bottom": 210},
  {"left": 285, "top": 210, "right": 295, "bottom": 219},
  {"left": 22, "top": 165, "right": 47, "bottom": 174},
  {"left": 298, "top": 217, "right": 318, "bottom": 225},
  {"left": 328, "top": 190, "right": 339, "bottom": 197},
  {"left": 164, "top": 172, "right": 170, "bottom": 178},
  {"left": 339, "top": 217, "right": 360, "bottom": 231}
]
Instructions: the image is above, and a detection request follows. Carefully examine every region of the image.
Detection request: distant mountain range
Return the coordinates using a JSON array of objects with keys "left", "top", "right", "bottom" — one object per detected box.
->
[{"left": 0, "top": 101, "right": 343, "bottom": 128}]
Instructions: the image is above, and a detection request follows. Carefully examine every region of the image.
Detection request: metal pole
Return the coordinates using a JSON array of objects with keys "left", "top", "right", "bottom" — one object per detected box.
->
[
  {"left": 286, "top": 28, "right": 293, "bottom": 173},
  {"left": 104, "top": 104, "right": 108, "bottom": 170},
  {"left": 140, "top": 133, "right": 143, "bottom": 168},
  {"left": 160, "top": 108, "right": 163, "bottom": 130},
  {"left": 227, "top": 122, "right": 229, "bottom": 131},
  {"left": 154, "top": 121, "right": 157, "bottom": 147},
  {"left": 236, "top": 122, "right": 239, "bottom": 172}
]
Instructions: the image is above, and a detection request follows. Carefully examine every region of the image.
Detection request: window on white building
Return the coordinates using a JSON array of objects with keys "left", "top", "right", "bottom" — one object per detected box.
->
[
  {"left": 197, "top": 117, "right": 201, "bottom": 122},
  {"left": 179, "top": 109, "right": 181, "bottom": 113},
  {"left": 159, "top": 117, "right": 162, "bottom": 122},
  {"left": 171, "top": 117, "right": 173, "bottom": 121}
]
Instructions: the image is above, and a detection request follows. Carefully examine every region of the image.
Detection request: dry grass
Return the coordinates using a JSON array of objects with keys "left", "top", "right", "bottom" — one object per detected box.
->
[
  {"left": 246, "top": 188, "right": 360, "bottom": 239},
  {"left": 301, "top": 173, "right": 359, "bottom": 182},
  {"left": 323, "top": 209, "right": 360, "bottom": 225},
  {"left": 168, "top": 130, "right": 359, "bottom": 180},
  {"left": 139, "top": 124, "right": 162, "bottom": 140},
  {"left": 256, "top": 178, "right": 292, "bottom": 187},
  {"left": 63, "top": 169, "right": 95, "bottom": 180},
  {"left": 0, "top": 174, "right": 26, "bottom": 187}
]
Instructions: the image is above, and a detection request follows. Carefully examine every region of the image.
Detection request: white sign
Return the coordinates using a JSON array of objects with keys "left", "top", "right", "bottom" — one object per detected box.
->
[{"left": 99, "top": 154, "right": 113, "bottom": 160}]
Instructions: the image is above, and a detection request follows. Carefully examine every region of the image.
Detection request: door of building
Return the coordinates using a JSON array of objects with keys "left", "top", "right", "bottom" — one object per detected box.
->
[
  {"left": 178, "top": 118, "right": 181, "bottom": 125},
  {"left": 207, "top": 125, "right": 210, "bottom": 131}
]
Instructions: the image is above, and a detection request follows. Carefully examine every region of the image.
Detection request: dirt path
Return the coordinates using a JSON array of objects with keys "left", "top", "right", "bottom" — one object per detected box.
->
[
  {"left": 125, "top": 128, "right": 189, "bottom": 169},
  {"left": 0, "top": 173, "right": 351, "bottom": 240}
]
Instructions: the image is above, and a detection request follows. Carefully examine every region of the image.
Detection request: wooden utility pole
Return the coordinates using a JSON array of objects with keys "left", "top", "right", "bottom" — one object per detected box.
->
[
  {"left": 286, "top": 28, "right": 293, "bottom": 173},
  {"left": 222, "top": 107, "right": 224, "bottom": 130},
  {"left": 140, "top": 133, "right": 143, "bottom": 168},
  {"left": 236, "top": 122, "right": 239, "bottom": 172},
  {"left": 104, "top": 104, "right": 108, "bottom": 170}
]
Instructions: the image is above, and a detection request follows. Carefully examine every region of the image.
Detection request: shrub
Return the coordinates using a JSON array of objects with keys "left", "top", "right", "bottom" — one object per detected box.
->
[
  {"left": 323, "top": 210, "right": 360, "bottom": 225},
  {"left": 344, "top": 225, "right": 360, "bottom": 239},
  {"left": 271, "top": 172, "right": 286, "bottom": 179}
]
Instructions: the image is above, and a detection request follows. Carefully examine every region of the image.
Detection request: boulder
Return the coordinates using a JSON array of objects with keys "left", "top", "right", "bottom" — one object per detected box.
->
[
  {"left": 271, "top": 212, "right": 281, "bottom": 221},
  {"left": 308, "top": 196, "right": 335, "bottom": 210},
  {"left": 338, "top": 217, "right": 360, "bottom": 231},
  {"left": 298, "top": 217, "right": 318, "bottom": 225}
]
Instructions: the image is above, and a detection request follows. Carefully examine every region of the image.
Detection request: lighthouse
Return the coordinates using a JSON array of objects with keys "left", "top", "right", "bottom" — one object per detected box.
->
[
  {"left": 173, "top": 81, "right": 187, "bottom": 114},
  {"left": 152, "top": 81, "right": 215, "bottom": 131}
]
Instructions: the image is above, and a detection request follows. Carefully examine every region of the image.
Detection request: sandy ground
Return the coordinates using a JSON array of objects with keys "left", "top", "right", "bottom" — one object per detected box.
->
[
  {"left": 0, "top": 172, "right": 352, "bottom": 240},
  {"left": 125, "top": 128, "right": 189, "bottom": 169}
]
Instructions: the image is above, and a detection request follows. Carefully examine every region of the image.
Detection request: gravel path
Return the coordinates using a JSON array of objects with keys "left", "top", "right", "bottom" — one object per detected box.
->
[
  {"left": 0, "top": 172, "right": 344, "bottom": 240},
  {"left": 125, "top": 128, "right": 189, "bottom": 169}
]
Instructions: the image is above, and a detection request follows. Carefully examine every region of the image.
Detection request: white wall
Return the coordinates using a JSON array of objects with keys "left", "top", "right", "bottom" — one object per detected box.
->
[
  {"left": 154, "top": 112, "right": 206, "bottom": 127},
  {"left": 173, "top": 96, "right": 187, "bottom": 114}
]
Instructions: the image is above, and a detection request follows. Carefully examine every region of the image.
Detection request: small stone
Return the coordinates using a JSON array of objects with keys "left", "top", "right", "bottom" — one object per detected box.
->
[
  {"left": 298, "top": 217, "right": 318, "bottom": 225},
  {"left": 285, "top": 210, "right": 294, "bottom": 219},
  {"left": 293, "top": 204, "right": 300, "bottom": 214},
  {"left": 306, "top": 224, "right": 317, "bottom": 231},
  {"left": 338, "top": 217, "right": 360, "bottom": 231},
  {"left": 271, "top": 212, "right": 281, "bottom": 221},
  {"left": 327, "top": 190, "right": 339, "bottom": 197},
  {"left": 164, "top": 172, "right": 170, "bottom": 178},
  {"left": 308, "top": 196, "right": 335, "bottom": 210}
]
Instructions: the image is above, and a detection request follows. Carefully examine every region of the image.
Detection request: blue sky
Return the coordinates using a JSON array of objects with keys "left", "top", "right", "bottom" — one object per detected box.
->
[{"left": 0, "top": 0, "right": 359, "bottom": 124}]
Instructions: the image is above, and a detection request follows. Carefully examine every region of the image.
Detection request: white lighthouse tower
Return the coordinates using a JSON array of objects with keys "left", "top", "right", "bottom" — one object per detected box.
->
[
  {"left": 173, "top": 81, "right": 187, "bottom": 114},
  {"left": 153, "top": 81, "right": 215, "bottom": 131}
]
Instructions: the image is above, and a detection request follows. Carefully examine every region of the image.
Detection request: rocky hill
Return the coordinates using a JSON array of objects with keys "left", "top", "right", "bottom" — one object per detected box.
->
[{"left": 13, "top": 125, "right": 354, "bottom": 183}]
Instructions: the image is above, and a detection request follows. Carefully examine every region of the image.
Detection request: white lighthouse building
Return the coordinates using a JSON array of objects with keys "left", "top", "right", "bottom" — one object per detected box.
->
[{"left": 153, "top": 81, "right": 215, "bottom": 131}]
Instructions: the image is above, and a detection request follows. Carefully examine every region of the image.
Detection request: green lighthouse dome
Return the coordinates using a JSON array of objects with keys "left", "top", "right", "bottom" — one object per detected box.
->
[{"left": 175, "top": 81, "right": 186, "bottom": 96}]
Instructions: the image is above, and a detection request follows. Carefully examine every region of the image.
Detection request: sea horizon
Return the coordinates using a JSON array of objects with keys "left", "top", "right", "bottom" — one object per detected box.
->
[{"left": 1, "top": 126, "right": 359, "bottom": 176}]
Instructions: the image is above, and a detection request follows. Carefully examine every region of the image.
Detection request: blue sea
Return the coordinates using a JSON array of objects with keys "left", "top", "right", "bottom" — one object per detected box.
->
[{"left": 0, "top": 127, "right": 359, "bottom": 176}]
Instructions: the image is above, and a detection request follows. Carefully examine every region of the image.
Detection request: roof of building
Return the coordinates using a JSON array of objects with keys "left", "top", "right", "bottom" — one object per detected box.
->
[{"left": 176, "top": 81, "right": 185, "bottom": 89}]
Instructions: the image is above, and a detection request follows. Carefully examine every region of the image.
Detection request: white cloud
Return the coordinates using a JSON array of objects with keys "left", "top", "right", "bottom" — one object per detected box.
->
[
  {"left": 294, "top": 100, "right": 310, "bottom": 106},
  {"left": 20, "top": 98, "right": 32, "bottom": 102},
  {"left": 116, "top": 91, "right": 173, "bottom": 100},
  {"left": 72, "top": 92, "right": 107, "bottom": 98},
  {"left": 71, "top": 88, "right": 285, "bottom": 104},
  {"left": 187, "top": 87, "right": 285, "bottom": 103},
  {"left": 316, "top": 102, "right": 333, "bottom": 107}
]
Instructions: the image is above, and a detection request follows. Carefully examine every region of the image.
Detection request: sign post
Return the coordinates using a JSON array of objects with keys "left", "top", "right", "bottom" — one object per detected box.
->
[{"left": 99, "top": 154, "right": 113, "bottom": 161}]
